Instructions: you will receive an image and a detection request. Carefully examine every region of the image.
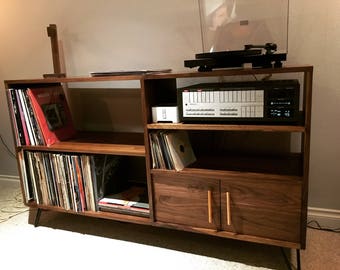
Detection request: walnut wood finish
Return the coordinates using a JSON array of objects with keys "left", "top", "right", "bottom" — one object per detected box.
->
[
  {"left": 220, "top": 174, "right": 301, "bottom": 243},
  {"left": 152, "top": 171, "right": 220, "bottom": 230},
  {"left": 5, "top": 66, "right": 313, "bottom": 250},
  {"left": 143, "top": 65, "right": 312, "bottom": 249},
  {"left": 152, "top": 169, "right": 301, "bottom": 244},
  {"left": 46, "top": 24, "right": 62, "bottom": 75},
  {"left": 19, "top": 132, "right": 145, "bottom": 156}
]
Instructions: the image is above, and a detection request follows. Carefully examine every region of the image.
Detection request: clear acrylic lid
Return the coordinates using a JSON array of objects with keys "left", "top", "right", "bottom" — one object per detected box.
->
[{"left": 198, "top": 0, "right": 289, "bottom": 53}]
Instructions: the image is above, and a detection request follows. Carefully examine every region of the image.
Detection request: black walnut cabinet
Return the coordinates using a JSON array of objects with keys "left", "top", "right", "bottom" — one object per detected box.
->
[{"left": 5, "top": 66, "right": 313, "bottom": 266}]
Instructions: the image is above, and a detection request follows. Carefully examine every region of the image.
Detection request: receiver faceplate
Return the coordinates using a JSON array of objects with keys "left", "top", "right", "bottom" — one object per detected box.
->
[{"left": 178, "top": 80, "right": 300, "bottom": 124}]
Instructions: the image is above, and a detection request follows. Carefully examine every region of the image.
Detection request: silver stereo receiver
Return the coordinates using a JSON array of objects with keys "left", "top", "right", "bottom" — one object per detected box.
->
[{"left": 177, "top": 80, "right": 300, "bottom": 123}]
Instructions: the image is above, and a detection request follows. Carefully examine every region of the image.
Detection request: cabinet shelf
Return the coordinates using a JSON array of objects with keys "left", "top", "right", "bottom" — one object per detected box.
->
[
  {"left": 144, "top": 65, "right": 313, "bottom": 80},
  {"left": 151, "top": 153, "right": 303, "bottom": 177},
  {"left": 26, "top": 202, "right": 151, "bottom": 225},
  {"left": 5, "top": 74, "right": 144, "bottom": 86},
  {"left": 20, "top": 131, "right": 145, "bottom": 156},
  {"left": 147, "top": 123, "right": 306, "bottom": 132}
]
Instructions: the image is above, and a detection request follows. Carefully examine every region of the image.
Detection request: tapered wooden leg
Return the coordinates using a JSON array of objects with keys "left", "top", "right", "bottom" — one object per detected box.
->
[
  {"left": 296, "top": 249, "right": 301, "bottom": 270},
  {"left": 34, "top": 209, "right": 42, "bottom": 227},
  {"left": 280, "top": 248, "right": 301, "bottom": 270}
]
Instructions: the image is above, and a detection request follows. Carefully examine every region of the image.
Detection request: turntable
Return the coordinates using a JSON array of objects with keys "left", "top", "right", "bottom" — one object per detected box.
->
[
  {"left": 188, "top": 0, "right": 289, "bottom": 71},
  {"left": 184, "top": 43, "right": 286, "bottom": 72}
]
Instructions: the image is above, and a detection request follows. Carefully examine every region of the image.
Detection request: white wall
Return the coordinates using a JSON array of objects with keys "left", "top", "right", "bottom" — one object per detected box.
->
[
  {"left": 288, "top": 1, "right": 340, "bottom": 210},
  {"left": 0, "top": 0, "right": 201, "bottom": 174},
  {"left": 0, "top": 0, "right": 339, "bottom": 211}
]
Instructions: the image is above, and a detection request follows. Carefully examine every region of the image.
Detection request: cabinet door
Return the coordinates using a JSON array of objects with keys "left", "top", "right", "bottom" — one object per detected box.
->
[
  {"left": 152, "top": 172, "right": 220, "bottom": 230},
  {"left": 220, "top": 172, "right": 302, "bottom": 243}
]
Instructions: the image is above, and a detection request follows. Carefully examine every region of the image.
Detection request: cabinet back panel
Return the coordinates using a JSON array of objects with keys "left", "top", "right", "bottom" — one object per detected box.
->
[{"left": 69, "top": 88, "right": 143, "bottom": 132}]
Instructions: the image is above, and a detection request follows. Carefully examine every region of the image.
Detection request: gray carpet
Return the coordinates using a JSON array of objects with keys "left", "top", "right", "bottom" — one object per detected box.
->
[{"left": 0, "top": 180, "right": 290, "bottom": 270}]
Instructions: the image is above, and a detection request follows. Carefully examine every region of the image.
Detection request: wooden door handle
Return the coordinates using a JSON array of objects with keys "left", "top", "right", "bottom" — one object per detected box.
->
[
  {"left": 226, "top": 192, "right": 231, "bottom": 226},
  {"left": 208, "top": 190, "right": 212, "bottom": 223}
]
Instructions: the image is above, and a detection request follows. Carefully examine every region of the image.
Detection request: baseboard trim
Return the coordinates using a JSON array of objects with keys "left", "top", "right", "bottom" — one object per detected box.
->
[
  {"left": 0, "top": 175, "right": 20, "bottom": 182},
  {"left": 308, "top": 207, "right": 340, "bottom": 230}
]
